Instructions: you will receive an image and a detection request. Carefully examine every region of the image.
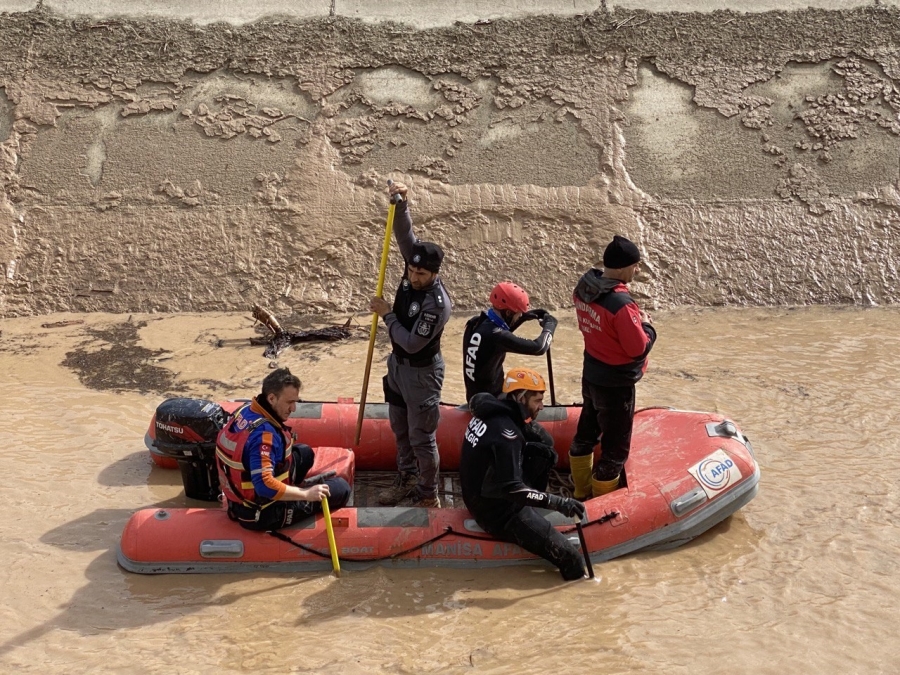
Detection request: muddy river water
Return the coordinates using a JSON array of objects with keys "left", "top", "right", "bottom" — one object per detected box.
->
[{"left": 1, "top": 306, "right": 898, "bottom": 674}]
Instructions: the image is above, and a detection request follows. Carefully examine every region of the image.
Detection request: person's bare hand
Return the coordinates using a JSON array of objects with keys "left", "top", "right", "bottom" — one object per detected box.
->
[
  {"left": 305, "top": 483, "right": 331, "bottom": 502},
  {"left": 370, "top": 297, "right": 392, "bottom": 317},
  {"left": 639, "top": 309, "right": 652, "bottom": 324},
  {"left": 388, "top": 181, "right": 408, "bottom": 201}
]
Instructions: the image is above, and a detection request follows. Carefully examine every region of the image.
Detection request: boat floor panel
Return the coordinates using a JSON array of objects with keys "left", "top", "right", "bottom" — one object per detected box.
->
[{"left": 350, "top": 470, "right": 575, "bottom": 507}]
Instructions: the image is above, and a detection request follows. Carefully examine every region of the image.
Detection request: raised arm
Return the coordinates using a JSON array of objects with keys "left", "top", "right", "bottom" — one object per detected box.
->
[
  {"left": 389, "top": 183, "right": 417, "bottom": 262},
  {"left": 498, "top": 312, "right": 558, "bottom": 356}
]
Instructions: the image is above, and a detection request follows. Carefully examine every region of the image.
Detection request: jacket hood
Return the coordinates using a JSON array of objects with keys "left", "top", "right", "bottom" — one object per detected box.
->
[
  {"left": 469, "top": 393, "right": 526, "bottom": 426},
  {"left": 574, "top": 268, "right": 623, "bottom": 303}
]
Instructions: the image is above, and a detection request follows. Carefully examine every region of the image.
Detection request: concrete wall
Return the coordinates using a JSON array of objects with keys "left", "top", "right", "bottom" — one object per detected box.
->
[
  {"left": 1, "top": 2, "right": 899, "bottom": 315},
  {"left": 2, "top": 2, "right": 892, "bottom": 27}
]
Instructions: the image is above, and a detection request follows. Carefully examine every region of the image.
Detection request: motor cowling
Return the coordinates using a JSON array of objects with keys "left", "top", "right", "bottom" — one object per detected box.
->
[{"left": 153, "top": 398, "right": 227, "bottom": 502}]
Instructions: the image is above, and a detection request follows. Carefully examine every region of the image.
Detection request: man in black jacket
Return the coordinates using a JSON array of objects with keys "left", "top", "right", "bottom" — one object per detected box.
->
[
  {"left": 462, "top": 281, "right": 557, "bottom": 403},
  {"left": 460, "top": 367, "right": 587, "bottom": 581}
]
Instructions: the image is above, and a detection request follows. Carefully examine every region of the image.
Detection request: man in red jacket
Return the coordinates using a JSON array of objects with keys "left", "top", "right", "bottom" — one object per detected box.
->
[{"left": 569, "top": 235, "right": 657, "bottom": 499}]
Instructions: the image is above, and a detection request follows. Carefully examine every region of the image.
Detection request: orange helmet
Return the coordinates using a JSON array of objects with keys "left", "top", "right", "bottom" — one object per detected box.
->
[
  {"left": 502, "top": 367, "right": 547, "bottom": 394},
  {"left": 490, "top": 282, "right": 530, "bottom": 314}
]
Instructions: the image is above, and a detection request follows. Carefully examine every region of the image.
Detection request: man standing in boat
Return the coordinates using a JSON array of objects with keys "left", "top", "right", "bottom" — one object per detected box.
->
[
  {"left": 460, "top": 368, "right": 587, "bottom": 581},
  {"left": 370, "top": 181, "right": 452, "bottom": 508},
  {"left": 569, "top": 235, "right": 657, "bottom": 499},
  {"left": 462, "top": 281, "right": 558, "bottom": 403},
  {"left": 215, "top": 368, "right": 351, "bottom": 530}
]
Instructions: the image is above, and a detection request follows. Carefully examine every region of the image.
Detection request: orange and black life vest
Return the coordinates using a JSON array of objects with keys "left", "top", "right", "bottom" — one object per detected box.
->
[{"left": 215, "top": 402, "right": 293, "bottom": 513}]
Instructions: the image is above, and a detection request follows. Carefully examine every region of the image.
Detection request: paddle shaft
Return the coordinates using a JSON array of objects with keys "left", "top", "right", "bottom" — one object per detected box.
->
[
  {"left": 575, "top": 518, "right": 595, "bottom": 579},
  {"left": 546, "top": 348, "right": 557, "bottom": 406},
  {"left": 354, "top": 184, "right": 401, "bottom": 446},
  {"left": 321, "top": 496, "right": 341, "bottom": 578}
]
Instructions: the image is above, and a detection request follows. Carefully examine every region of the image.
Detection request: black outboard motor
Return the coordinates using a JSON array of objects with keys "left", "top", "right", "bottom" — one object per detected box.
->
[{"left": 153, "top": 398, "right": 228, "bottom": 501}]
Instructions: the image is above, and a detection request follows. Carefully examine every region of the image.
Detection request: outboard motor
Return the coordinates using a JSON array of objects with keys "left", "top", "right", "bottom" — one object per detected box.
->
[{"left": 153, "top": 398, "right": 228, "bottom": 501}]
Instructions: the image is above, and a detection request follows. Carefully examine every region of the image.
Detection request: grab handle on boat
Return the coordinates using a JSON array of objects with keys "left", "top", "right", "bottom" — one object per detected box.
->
[
  {"left": 199, "top": 540, "right": 245, "bottom": 558},
  {"left": 670, "top": 487, "right": 708, "bottom": 518}
]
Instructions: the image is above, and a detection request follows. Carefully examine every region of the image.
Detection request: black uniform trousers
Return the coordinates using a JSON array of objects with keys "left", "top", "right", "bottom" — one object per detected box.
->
[
  {"left": 569, "top": 381, "right": 636, "bottom": 481},
  {"left": 229, "top": 445, "right": 351, "bottom": 531}
]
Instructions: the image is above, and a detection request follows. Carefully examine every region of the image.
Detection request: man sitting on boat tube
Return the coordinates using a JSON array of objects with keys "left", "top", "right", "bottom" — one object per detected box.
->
[
  {"left": 460, "top": 368, "right": 587, "bottom": 581},
  {"left": 215, "top": 368, "right": 351, "bottom": 530}
]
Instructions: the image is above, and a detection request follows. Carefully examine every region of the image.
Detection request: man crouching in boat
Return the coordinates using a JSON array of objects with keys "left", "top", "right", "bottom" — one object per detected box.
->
[
  {"left": 215, "top": 368, "right": 351, "bottom": 531},
  {"left": 460, "top": 368, "right": 587, "bottom": 581}
]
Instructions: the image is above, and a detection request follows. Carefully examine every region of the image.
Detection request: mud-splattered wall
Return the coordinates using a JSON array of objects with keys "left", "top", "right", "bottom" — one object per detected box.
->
[{"left": 1, "top": 7, "right": 899, "bottom": 317}]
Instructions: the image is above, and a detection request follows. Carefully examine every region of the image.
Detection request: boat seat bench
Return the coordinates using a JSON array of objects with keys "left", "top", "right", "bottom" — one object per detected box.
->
[{"left": 309, "top": 446, "right": 356, "bottom": 488}]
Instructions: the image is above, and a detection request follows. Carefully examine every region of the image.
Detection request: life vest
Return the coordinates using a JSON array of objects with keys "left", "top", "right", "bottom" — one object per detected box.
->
[{"left": 215, "top": 403, "right": 293, "bottom": 512}]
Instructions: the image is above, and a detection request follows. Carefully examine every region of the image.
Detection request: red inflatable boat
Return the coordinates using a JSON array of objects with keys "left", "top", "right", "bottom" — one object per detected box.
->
[{"left": 119, "top": 406, "right": 760, "bottom": 574}]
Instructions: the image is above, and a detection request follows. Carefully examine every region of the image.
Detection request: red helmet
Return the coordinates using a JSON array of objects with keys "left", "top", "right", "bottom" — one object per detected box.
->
[{"left": 490, "top": 282, "right": 530, "bottom": 314}]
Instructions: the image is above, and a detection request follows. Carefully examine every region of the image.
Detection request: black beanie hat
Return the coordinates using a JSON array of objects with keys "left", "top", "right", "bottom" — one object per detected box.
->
[
  {"left": 409, "top": 241, "right": 444, "bottom": 273},
  {"left": 602, "top": 235, "right": 641, "bottom": 269}
]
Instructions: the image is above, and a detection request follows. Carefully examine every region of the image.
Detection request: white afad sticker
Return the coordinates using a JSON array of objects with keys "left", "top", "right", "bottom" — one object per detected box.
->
[{"left": 688, "top": 449, "right": 742, "bottom": 498}]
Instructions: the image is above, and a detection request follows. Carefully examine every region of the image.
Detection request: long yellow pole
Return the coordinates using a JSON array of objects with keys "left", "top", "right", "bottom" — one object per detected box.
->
[
  {"left": 321, "top": 496, "right": 341, "bottom": 578},
  {"left": 354, "top": 183, "right": 399, "bottom": 446}
]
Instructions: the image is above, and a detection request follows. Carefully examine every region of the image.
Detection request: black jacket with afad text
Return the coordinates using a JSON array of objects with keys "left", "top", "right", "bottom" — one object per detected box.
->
[
  {"left": 460, "top": 394, "right": 558, "bottom": 530},
  {"left": 462, "top": 311, "right": 556, "bottom": 402}
]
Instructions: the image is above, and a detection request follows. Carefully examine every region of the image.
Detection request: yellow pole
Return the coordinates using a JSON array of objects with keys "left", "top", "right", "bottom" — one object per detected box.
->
[
  {"left": 354, "top": 183, "right": 399, "bottom": 446},
  {"left": 321, "top": 496, "right": 341, "bottom": 578}
]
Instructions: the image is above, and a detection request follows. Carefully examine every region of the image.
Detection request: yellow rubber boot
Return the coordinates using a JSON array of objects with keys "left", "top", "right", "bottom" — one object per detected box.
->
[
  {"left": 569, "top": 453, "right": 594, "bottom": 501},
  {"left": 592, "top": 474, "right": 620, "bottom": 497}
]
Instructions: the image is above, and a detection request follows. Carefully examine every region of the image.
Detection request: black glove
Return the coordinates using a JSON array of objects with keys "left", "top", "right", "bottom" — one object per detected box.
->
[
  {"left": 523, "top": 440, "right": 556, "bottom": 460},
  {"left": 521, "top": 308, "right": 548, "bottom": 322},
  {"left": 539, "top": 313, "right": 558, "bottom": 331},
  {"left": 547, "top": 494, "right": 587, "bottom": 520}
]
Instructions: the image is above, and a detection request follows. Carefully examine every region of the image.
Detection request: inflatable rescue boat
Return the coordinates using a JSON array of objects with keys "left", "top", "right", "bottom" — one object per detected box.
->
[{"left": 119, "top": 401, "right": 760, "bottom": 574}]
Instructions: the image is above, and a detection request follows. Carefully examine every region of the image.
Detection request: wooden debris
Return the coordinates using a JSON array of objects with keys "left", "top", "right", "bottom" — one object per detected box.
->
[
  {"left": 41, "top": 320, "right": 85, "bottom": 329},
  {"left": 251, "top": 304, "right": 283, "bottom": 335},
  {"left": 249, "top": 306, "right": 358, "bottom": 358}
]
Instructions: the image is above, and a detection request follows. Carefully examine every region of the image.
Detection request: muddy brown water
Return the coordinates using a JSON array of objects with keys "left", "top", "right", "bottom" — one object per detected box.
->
[{"left": 1, "top": 307, "right": 898, "bottom": 674}]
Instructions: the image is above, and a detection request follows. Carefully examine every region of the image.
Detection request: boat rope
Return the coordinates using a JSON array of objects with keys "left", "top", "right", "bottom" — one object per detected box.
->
[
  {"left": 265, "top": 511, "right": 619, "bottom": 564},
  {"left": 561, "top": 510, "right": 618, "bottom": 533},
  {"left": 266, "top": 526, "right": 457, "bottom": 562}
]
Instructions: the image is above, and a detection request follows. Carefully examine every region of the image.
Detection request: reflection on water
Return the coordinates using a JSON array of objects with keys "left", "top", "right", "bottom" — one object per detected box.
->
[{"left": 1, "top": 307, "right": 899, "bottom": 673}]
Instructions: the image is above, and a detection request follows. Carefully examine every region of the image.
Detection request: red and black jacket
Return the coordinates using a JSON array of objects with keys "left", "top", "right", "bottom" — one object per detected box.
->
[{"left": 573, "top": 269, "right": 656, "bottom": 387}]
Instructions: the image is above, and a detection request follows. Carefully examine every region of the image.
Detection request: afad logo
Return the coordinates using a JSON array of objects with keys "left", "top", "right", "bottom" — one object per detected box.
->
[{"left": 689, "top": 449, "right": 742, "bottom": 498}]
